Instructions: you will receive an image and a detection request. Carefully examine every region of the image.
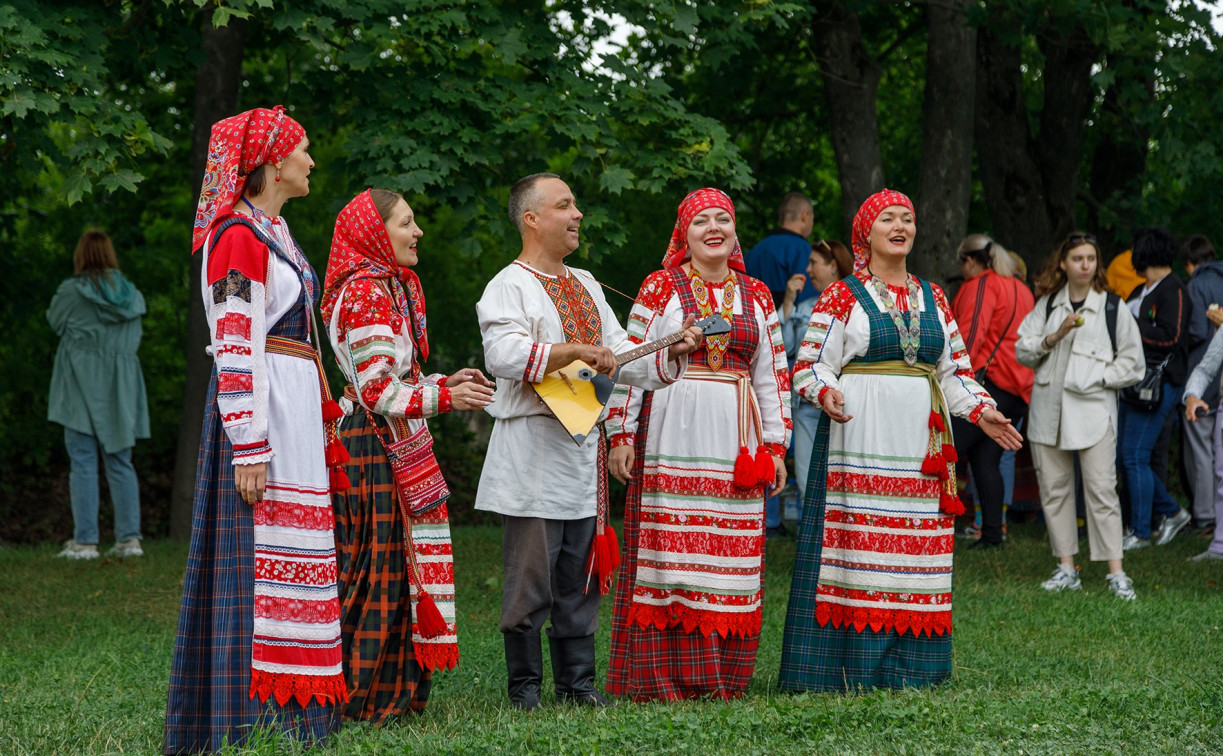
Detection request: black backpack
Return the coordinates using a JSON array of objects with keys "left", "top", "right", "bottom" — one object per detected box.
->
[{"left": 1046, "top": 290, "right": 1120, "bottom": 358}]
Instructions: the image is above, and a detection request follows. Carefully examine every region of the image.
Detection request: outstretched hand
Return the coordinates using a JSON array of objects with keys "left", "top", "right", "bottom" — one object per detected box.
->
[{"left": 978, "top": 408, "right": 1023, "bottom": 450}]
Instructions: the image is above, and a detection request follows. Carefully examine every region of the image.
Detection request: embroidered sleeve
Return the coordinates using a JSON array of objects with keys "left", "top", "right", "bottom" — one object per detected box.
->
[
  {"left": 931, "top": 282, "right": 994, "bottom": 418},
  {"left": 605, "top": 272, "right": 682, "bottom": 444},
  {"left": 205, "top": 225, "right": 273, "bottom": 464},
  {"left": 478, "top": 273, "right": 552, "bottom": 383},
  {"left": 602, "top": 270, "right": 686, "bottom": 391},
  {"left": 335, "top": 280, "right": 448, "bottom": 419},
  {"left": 792, "top": 279, "right": 855, "bottom": 412},
  {"left": 748, "top": 278, "right": 792, "bottom": 451}
]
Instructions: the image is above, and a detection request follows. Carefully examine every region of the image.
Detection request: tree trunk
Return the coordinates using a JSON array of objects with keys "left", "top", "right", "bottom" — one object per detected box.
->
[
  {"left": 170, "top": 17, "right": 247, "bottom": 540},
  {"left": 912, "top": 1, "right": 976, "bottom": 284},
  {"left": 1035, "top": 26, "right": 1099, "bottom": 246},
  {"left": 973, "top": 15, "right": 1052, "bottom": 268},
  {"left": 811, "top": 1, "right": 885, "bottom": 238}
]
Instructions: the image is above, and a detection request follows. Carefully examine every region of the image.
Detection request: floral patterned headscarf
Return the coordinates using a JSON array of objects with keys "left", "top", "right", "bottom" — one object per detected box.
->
[
  {"left": 850, "top": 189, "right": 915, "bottom": 272},
  {"left": 321, "top": 190, "right": 429, "bottom": 362},
  {"left": 660, "top": 187, "right": 746, "bottom": 273},
  {"left": 191, "top": 105, "right": 306, "bottom": 252}
]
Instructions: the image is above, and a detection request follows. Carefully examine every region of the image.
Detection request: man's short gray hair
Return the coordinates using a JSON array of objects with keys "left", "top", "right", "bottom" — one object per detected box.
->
[{"left": 508, "top": 172, "right": 561, "bottom": 234}]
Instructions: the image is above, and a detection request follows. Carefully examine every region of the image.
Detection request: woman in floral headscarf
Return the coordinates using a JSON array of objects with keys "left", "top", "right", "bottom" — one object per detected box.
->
[
  {"left": 779, "top": 189, "right": 1021, "bottom": 693},
  {"left": 320, "top": 189, "right": 493, "bottom": 722},
  {"left": 165, "top": 106, "right": 346, "bottom": 754},
  {"left": 603, "top": 188, "right": 791, "bottom": 701}
]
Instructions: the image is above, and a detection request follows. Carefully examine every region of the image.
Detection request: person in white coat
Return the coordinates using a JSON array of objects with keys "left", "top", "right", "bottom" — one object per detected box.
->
[{"left": 1016, "top": 233, "right": 1145, "bottom": 599}]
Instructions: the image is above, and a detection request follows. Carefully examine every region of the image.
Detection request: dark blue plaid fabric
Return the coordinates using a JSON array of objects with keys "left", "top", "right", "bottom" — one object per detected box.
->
[
  {"left": 778, "top": 275, "right": 952, "bottom": 693},
  {"left": 164, "top": 276, "right": 338, "bottom": 753}
]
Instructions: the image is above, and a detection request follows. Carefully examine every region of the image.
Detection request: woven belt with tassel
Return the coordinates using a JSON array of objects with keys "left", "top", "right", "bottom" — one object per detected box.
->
[
  {"left": 684, "top": 365, "right": 776, "bottom": 490},
  {"left": 838, "top": 360, "right": 964, "bottom": 515},
  {"left": 264, "top": 335, "right": 350, "bottom": 494}
]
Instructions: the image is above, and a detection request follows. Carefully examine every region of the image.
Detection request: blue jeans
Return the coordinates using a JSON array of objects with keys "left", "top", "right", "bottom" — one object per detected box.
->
[
  {"left": 65, "top": 427, "right": 141, "bottom": 544},
  {"left": 792, "top": 399, "right": 820, "bottom": 521},
  {"left": 1117, "top": 385, "right": 1183, "bottom": 540}
]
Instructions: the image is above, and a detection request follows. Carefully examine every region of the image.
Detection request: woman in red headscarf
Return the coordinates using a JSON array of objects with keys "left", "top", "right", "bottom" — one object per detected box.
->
[
  {"left": 779, "top": 190, "right": 1022, "bottom": 693},
  {"left": 320, "top": 189, "right": 493, "bottom": 722},
  {"left": 165, "top": 106, "right": 346, "bottom": 753},
  {"left": 604, "top": 188, "right": 791, "bottom": 701}
]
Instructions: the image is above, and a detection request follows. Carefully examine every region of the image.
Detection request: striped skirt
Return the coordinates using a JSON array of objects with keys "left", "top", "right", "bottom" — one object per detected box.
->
[
  {"left": 778, "top": 412, "right": 952, "bottom": 693},
  {"left": 333, "top": 411, "right": 431, "bottom": 723},
  {"left": 163, "top": 371, "right": 338, "bottom": 754}
]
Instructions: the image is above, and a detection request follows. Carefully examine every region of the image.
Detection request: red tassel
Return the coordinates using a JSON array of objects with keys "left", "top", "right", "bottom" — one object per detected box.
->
[
  {"left": 754, "top": 445, "right": 774, "bottom": 485},
  {"left": 325, "top": 439, "right": 350, "bottom": 467},
  {"left": 414, "top": 591, "right": 447, "bottom": 638},
  {"left": 585, "top": 526, "right": 621, "bottom": 595},
  {"left": 942, "top": 443, "right": 958, "bottom": 463},
  {"left": 920, "top": 454, "right": 944, "bottom": 476},
  {"left": 734, "top": 447, "right": 757, "bottom": 489},
  {"left": 929, "top": 411, "right": 945, "bottom": 432},
  {"left": 940, "top": 490, "right": 965, "bottom": 516},
  {"left": 321, "top": 399, "right": 344, "bottom": 423},
  {"left": 329, "top": 468, "right": 351, "bottom": 493}
]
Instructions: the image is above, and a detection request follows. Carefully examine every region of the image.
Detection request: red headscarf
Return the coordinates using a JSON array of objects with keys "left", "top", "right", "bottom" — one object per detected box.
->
[
  {"left": 191, "top": 105, "right": 307, "bottom": 252},
  {"left": 321, "top": 190, "right": 430, "bottom": 362},
  {"left": 850, "top": 188, "right": 915, "bottom": 272},
  {"left": 660, "top": 187, "right": 746, "bottom": 272}
]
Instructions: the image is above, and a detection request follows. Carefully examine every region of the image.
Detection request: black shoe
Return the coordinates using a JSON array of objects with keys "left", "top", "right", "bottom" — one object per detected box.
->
[
  {"left": 549, "top": 635, "right": 614, "bottom": 708},
  {"left": 504, "top": 631, "right": 543, "bottom": 711},
  {"left": 967, "top": 538, "right": 1004, "bottom": 550},
  {"left": 765, "top": 524, "right": 791, "bottom": 539}
]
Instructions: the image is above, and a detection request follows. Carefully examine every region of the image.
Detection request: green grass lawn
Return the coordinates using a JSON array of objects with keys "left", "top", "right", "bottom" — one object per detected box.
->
[{"left": 2, "top": 521, "right": 1221, "bottom": 755}]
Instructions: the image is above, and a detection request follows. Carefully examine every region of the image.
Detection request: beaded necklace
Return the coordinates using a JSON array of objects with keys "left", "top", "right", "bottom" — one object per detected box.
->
[
  {"left": 687, "top": 266, "right": 736, "bottom": 371},
  {"left": 867, "top": 268, "right": 923, "bottom": 366}
]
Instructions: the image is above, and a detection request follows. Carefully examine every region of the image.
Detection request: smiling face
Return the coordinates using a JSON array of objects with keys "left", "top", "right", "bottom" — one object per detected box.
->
[
  {"left": 527, "top": 177, "right": 583, "bottom": 255},
  {"left": 1059, "top": 243, "right": 1097, "bottom": 289},
  {"left": 384, "top": 198, "right": 424, "bottom": 267},
  {"left": 276, "top": 138, "right": 315, "bottom": 198},
  {"left": 868, "top": 205, "right": 916, "bottom": 262},
  {"left": 686, "top": 206, "right": 737, "bottom": 269}
]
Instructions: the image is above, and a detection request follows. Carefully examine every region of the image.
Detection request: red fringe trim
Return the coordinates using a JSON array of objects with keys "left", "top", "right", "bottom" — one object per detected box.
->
[
  {"left": 414, "top": 641, "right": 459, "bottom": 673},
  {"left": 733, "top": 447, "right": 757, "bottom": 489},
  {"left": 627, "top": 602, "right": 762, "bottom": 639},
  {"left": 249, "top": 669, "right": 349, "bottom": 707},
  {"left": 942, "top": 443, "right": 958, "bottom": 463},
  {"left": 815, "top": 600, "right": 951, "bottom": 638}
]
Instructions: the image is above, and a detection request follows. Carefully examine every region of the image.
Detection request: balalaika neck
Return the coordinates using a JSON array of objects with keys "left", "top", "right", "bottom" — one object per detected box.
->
[{"left": 614, "top": 330, "right": 686, "bottom": 366}]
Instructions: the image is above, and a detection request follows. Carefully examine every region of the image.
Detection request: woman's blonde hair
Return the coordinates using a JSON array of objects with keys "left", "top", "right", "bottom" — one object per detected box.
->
[
  {"left": 957, "top": 233, "right": 1016, "bottom": 278},
  {"left": 73, "top": 229, "right": 119, "bottom": 281}
]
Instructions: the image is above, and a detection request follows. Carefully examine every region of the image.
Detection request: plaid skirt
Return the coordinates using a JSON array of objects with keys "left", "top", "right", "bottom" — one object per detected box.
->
[
  {"left": 778, "top": 412, "right": 952, "bottom": 693},
  {"left": 164, "top": 370, "right": 338, "bottom": 754},
  {"left": 333, "top": 411, "right": 431, "bottom": 722},
  {"left": 607, "top": 395, "right": 760, "bottom": 701}
]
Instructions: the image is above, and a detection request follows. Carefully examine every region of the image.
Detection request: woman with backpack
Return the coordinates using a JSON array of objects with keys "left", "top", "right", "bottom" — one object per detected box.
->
[{"left": 1016, "top": 233, "right": 1144, "bottom": 599}]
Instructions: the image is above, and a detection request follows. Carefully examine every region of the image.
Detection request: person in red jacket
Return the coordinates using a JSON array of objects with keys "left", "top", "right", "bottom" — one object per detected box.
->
[{"left": 951, "top": 234, "right": 1035, "bottom": 548}]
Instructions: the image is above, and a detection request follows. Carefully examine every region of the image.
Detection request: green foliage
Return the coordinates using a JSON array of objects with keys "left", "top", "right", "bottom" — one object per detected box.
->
[{"left": 2, "top": 523, "right": 1222, "bottom": 753}]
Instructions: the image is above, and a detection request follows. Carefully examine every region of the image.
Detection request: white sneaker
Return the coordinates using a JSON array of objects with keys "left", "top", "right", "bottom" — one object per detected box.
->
[
  {"left": 106, "top": 538, "right": 143, "bottom": 558},
  {"left": 1041, "top": 565, "right": 1081, "bottom": 592},
  {"left": 1122, "top": 533, "right": 1150, "bottom": 551},
  {"left": 1106, "top": 571, "right": 1137, "bottom": 601},
  {"left": 1188, "top": 550, "right": 1223, "bottom": 562},
  {"left": 57, "top": 539, "right": 99, "bottom": 560}
]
